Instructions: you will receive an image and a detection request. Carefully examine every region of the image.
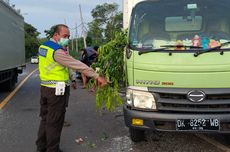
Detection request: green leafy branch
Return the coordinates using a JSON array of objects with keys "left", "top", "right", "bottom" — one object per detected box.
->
[{"left": 89, "top": 30, "right": 127, "bottom": 111}]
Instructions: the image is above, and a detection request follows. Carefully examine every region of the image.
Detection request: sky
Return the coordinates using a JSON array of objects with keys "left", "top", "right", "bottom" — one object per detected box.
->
[{"left": 9, "top": 0, "right": 123, "bottom": 38}]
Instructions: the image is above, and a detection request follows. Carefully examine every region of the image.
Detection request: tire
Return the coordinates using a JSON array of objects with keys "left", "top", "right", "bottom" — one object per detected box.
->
[
  {"left": 223, "top": 133, "right": 230, "bottom": 145},
  {"left": 2, "top": 78, "right": 15, "bottom": 91},
  {"left": 2, "top": 71, "right": 17, "bottom": 91},
  {"left": 129, "top": 128, "right": 145, "bottom": 142}
]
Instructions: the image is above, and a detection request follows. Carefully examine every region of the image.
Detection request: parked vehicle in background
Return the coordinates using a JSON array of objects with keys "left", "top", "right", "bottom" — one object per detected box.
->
[
  {"left": 0, "top": 0, "right": 25, "bottom": 91},
  {"left": 123, "top": 0, "right": 230, "bottom": 142},
  {"left": 31, "top": 56, "right": 38, "bottom": 64}
]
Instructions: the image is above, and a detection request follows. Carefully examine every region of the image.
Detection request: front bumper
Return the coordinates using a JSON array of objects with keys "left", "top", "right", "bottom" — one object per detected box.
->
[{"left": 123, "top": 105, "right": 230, "bottom": 133}]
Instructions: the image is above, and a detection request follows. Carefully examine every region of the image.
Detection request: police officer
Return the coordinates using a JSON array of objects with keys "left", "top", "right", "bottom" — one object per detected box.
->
[{"left": 36, "top": 24, "right": 107, "bottom": 152}]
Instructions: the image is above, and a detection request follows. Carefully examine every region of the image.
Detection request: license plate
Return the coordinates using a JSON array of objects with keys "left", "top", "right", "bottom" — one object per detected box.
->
[{"left": 176, "top": 119, "right": 220, "bottom": 131}]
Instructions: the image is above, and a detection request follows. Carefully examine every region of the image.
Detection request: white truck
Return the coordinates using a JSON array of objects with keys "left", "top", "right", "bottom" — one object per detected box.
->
[{"left": 0, "top": 0, "right": 25, "bottom": 91}]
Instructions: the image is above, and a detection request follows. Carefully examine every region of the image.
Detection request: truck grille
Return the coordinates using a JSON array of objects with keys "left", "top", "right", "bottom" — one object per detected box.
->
[{"left": 149, "top": 88, "right": 230, "bottom": 113}]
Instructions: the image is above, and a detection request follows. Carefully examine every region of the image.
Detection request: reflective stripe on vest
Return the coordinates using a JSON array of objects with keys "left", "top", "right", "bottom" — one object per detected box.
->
[
  {"left": 38, "top": 40, "right": 69, "bottom": 87},
  {"left": 41, "top": 80, "right": 69, "bottom": 85}
]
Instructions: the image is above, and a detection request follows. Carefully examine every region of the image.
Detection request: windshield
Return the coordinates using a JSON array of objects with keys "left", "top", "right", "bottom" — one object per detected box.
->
[{"left": 129, "top": 0, "right": 230, "bottom": 51}]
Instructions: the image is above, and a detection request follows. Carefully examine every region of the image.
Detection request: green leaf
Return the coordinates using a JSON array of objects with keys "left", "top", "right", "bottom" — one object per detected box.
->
[{"left": 88, "top": 30, "right": 127, "bottom": 111}]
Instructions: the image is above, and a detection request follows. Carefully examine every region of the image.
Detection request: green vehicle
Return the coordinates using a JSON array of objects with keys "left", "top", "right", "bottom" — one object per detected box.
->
[{"left": 123, "top": 0, "right": 230, "bottom": 142}]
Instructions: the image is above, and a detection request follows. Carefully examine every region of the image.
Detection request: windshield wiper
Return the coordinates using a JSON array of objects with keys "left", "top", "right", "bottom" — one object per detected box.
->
[
  {"left": 160, "top": 45, "right": 203, "bottom": 49},
  {"left": 138, "top": 45, "right": 202, "bottom": 55},
  {"left": 194, "top": 41, "right": 230, "bottom": 57},
  {"left": 138, "top": 47, "right": 166, "bottom": 55}
]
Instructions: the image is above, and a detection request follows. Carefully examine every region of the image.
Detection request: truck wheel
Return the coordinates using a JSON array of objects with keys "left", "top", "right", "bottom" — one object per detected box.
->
[
  {"left": 8, "top": 78, "right": 16, "bottom": 91},
  {"left": 129, "top": 128, "right": 145, "bottom": 142},
  {"left": 3, "top": 78, "right": 15, "bottom": 91},
  {"left": 2, "top": 74, "right": 16, "bottom": 91},
  {"left": 223, "top": 134, "right": 230, "bottom": 145},
  {"left": 0, "top": 69, "right": 17, "bottom": 92}
]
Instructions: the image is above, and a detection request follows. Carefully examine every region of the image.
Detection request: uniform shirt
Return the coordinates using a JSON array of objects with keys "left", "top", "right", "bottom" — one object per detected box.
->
[
  {"left": 54, "top": 48, "right": 99, "bottom": 79},
  {"left": 47, "top": 38, "right": 99, "bottom": 81}
]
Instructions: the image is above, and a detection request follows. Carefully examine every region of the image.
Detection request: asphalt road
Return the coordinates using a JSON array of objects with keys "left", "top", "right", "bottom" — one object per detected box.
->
[{"left": 0, "top": 63, "right": 229, "bottom": 152}]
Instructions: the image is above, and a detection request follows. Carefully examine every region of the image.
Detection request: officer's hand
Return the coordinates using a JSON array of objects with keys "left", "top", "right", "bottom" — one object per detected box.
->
[
  {"left": 96, "top": 76, "right": 107, "bottom": 88},
  {"left": 71, "top": 81, "right": 77, "bottom": 89}
]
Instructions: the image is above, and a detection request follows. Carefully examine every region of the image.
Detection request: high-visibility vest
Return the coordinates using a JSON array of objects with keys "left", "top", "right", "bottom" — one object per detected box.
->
[{"left": 38, "top": 40, "right": 69, "bottom": 87}]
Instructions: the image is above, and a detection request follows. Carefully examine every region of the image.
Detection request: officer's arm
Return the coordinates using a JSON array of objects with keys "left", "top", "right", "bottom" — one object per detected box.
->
[{"left": 54, "top": 49, "right": 99, "bottom": 79}]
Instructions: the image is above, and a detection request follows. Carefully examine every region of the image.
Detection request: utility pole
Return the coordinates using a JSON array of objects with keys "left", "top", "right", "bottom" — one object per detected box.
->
[
  {"left": 71, "top": 31, "right": 74, "bottom": 52},
  {"left": 79, "top": 4, "right": 87, "bottom": 48},
  {"left": 75, "top": 23, "right": 78, "bottom": 52}
]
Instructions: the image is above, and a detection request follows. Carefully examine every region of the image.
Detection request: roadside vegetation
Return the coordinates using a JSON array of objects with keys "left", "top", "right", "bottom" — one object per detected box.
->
[
  {"left": 90, "top": 31, "right": 127, "bottom": 111},
  {"left": 24, "top": 23, "right": 40, "bottom": 60}
]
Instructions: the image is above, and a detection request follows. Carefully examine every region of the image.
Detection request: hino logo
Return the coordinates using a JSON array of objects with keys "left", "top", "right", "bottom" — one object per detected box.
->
[{"left": 187, "top": 90, "right": 206, "bottom": 103}]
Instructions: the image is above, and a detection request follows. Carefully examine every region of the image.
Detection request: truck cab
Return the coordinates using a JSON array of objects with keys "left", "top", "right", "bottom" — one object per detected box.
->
[{"left": 123, "top": 0, "right": 230, "bottom": 142}]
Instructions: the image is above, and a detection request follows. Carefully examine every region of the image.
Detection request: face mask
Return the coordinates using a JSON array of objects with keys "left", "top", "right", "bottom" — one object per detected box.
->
[{"left": 58, "top": 38, "right": 69, "bottom": 46}]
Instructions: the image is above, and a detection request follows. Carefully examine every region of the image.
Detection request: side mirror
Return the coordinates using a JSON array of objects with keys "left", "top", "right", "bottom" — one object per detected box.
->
[{"left": 125, "top": 44, "right": 132, "bottom": 59}]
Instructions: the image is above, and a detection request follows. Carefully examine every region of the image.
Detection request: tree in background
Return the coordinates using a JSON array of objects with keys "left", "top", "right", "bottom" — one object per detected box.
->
[
  {"left": 87, "top": 3, "right": 123, "bottom": 46},
  {"left": 42, "top": 2, "right": 123, "bottom": 58},
  {"left": 44, "top": 28, "right": 53, "bottom": 39},
  {"left": 88, "top": 20, "right": 103, "bottom": 46},
  {"left": 105, "top": 11, "right": 123, "bottom": 42},
  {"left": 24, "top": 23, "right": 40, "bottom": 59}
]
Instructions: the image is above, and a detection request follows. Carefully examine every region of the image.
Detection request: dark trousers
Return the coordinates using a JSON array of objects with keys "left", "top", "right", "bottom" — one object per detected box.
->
[{"left": 36, "top": 86, "right": 70, "bottom": 152}]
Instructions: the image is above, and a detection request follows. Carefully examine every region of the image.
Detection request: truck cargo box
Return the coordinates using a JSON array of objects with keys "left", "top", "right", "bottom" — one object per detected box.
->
[{"left": 0, "top": 0, "right": 25, "bottom": 90}]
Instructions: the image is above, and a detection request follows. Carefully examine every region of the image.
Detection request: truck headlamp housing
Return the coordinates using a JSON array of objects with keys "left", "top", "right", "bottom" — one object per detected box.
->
[{"left": 126, "top": 87, "right": 157, "bottom": 110}]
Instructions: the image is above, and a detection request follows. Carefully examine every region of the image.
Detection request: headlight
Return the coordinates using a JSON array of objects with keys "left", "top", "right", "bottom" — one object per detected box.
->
[{"left": 126, "top": 87, "right": 157, "bottom": 110}]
